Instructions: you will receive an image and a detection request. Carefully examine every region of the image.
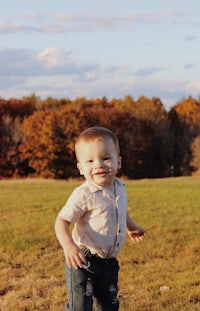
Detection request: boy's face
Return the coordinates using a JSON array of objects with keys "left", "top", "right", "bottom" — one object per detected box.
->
[{"left": 76, "top": 137, "right": 121, "bottom": 189}]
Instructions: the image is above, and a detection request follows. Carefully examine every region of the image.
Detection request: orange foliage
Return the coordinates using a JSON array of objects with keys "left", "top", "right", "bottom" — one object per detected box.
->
[{"left": 1, "top": 95, "right": 200, "bottom": 178}]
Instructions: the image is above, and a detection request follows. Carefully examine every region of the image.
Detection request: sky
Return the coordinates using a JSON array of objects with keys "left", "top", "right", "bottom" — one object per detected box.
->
[{"left": 0, "top": 0, "right": 200, "bottom": 110}]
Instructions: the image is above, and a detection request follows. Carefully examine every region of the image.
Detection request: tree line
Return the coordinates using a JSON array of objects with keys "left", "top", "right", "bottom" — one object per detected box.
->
[{"left": 1, "top": 94, "right": 200, "bottom": 179}]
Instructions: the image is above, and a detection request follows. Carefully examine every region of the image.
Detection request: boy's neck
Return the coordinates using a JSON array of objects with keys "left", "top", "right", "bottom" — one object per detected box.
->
[
  {"left": 102, "top": 180, "right": 116, "bottom": 195},
  {"left": 88, "top": 179, "right": 116, "bottom": 195}
]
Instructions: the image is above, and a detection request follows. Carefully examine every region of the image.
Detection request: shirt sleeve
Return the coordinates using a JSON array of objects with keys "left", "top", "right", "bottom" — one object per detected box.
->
[{"left": 58, "top": 187, "right": 88, "bottom": 223}]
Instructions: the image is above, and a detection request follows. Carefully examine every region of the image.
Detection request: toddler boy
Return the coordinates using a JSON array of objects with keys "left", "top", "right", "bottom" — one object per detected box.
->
[{"left": 55, "top": 126, "right": 146, "bottom": 311}]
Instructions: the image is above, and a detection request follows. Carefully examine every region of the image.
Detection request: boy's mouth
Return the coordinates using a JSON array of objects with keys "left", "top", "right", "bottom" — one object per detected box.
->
[{"left": 94, "top": 171, "right": 106, "bottom": 176}]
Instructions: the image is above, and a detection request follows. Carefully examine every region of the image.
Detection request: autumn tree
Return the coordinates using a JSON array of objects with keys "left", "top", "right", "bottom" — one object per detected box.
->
[
  {"left": 169, "top": 97, "right": 200, "bottom": 175},
  {"left": 2, "top": 94, "right": 200, "bottom": 179},
  {"left": 35, "top": 96, "right": 71, "bottom": 111},
  {"left": 0, "top": 97, "right": 37, "bottom": 177},
  {"left": 190, "top": 136, "right": 200, "bottom": 174},
  {"left": 19, "top": 96, "right": 172, "bottom": 179},
  {"left": 111, "top": 96, "right": 171, "bottom": 178},
  {"left": 20, "top": 99, "right": 107, "bottom": 178},
  {"left": 20, "top": 110, "right": 66, "bottom": 178}
]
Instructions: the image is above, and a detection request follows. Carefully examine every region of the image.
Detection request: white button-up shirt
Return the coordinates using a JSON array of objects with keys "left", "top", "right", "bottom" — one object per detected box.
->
[{"left": 59, "top": 178, "right": 128, "bottom": 258}]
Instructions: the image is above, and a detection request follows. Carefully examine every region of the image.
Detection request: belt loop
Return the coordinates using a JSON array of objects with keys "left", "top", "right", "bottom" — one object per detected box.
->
[{"left": 81, "top": 248, "right": 93, "bottom": 258}]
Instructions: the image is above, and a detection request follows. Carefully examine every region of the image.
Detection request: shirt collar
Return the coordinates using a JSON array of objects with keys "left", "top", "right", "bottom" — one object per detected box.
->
[
  {"left": 84, "top": 180, "right": 107, "bottom": 193},
  {"left": 85, "top": 178, "right": 124, "bottom": 194}
]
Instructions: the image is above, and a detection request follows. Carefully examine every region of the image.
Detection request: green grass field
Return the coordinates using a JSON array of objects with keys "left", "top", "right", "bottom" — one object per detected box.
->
[{"left": 0, "top": 177, "right": 199, "bottom": 310}]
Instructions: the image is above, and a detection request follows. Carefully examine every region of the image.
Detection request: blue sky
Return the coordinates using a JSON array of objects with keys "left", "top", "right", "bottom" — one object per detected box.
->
[{"left": 0, "top": 0, "right": 199, "bottom": 110}]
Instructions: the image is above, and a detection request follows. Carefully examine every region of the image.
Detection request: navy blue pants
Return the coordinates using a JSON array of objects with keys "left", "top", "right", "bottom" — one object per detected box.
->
[{"left": 65, "top": 251, "right": 120, "bottom": 311}]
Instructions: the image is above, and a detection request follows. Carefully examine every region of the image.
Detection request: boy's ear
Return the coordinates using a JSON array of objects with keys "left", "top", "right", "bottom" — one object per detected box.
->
[
  {"left": 77, "top": 162, "right": 84, "bottom": 175},
  {"left": 118, "top": 156, "right": 122, "bottom": 170}
]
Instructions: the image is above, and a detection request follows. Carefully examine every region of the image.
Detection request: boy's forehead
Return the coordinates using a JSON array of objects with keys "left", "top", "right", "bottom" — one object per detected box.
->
[
  {"left": 78, "top": 136, "right": 113, "bottom": 147},
  {"left": 75, "top": 135, "right": 119, "bottom": 159},
  {"left": 76, "top": 137, "right": 116, "bottom": 154}
]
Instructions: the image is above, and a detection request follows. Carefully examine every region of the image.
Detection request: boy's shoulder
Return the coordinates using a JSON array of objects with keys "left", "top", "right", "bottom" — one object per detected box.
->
[
  {"left": 65, "top": 182, "right": 95, "bottom": 207},
  {"left": 72, "top": 180, "right": 100, "bottom": 197},
  {"left": 114, "top": 177, "right": 126, "bottom": 189}
]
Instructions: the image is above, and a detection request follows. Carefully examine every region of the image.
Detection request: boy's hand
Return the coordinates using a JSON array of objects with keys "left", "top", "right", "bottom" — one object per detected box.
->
[
  {"left": 64, "top": 242, "right": 87, "bottom": 270},
  {"left": 126, "top": 212, "right": 147, "bottom": 243},
  {"left": 127, "top": 225, "right": 147, "bottom": 243}
]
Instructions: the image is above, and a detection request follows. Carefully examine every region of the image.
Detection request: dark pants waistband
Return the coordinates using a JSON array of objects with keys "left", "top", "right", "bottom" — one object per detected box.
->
[{"left": 81, "top": 248, "right": 116, "bottom": 263}]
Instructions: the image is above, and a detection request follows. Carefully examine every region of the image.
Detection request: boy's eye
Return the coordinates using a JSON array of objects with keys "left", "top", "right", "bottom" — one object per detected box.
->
[{"left": 103, "top": 157, "right": 110, "bottom": 161}]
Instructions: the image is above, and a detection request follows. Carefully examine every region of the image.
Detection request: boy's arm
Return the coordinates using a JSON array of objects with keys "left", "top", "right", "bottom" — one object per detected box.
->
[
  {"left": 54, "top": 215, "right": 87, "bottom": 269},
  {"left": 126, "top": 211, "right": 147, "bottom": 242}
]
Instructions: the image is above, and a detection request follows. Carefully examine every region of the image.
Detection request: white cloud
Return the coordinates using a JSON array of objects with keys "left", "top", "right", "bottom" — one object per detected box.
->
[
  {"left": 38, "top": 47, "right": 67, "bottom": 67},
  {"left": 0, "top": 47, "right": 99, "bottom": 78},
  {"left": 0, "top": 19, "right": 39, "bottom": 33},
  {"left": 184, "top": 63, "right": 195, "bottom": 70},
  {"left": 0, "top": 45, "right": 198, "bottom": 110},
  {"left": 135, "top": 67, "right": 166, "bottom": 76},
  {"left": 186, "top": 80, "right": 200, "bottom": 94},
  {"left": 0, "top": 47, "right": 101, "bottom": 98},
  {"left": 13, "top": 13, "right": 45, "bottom": 21},
  {"left": 0, "top": 9, "right": 197, "bottom": 35},
  {"left": 184, "top": 35, "right": 197, "bottom": 41}
]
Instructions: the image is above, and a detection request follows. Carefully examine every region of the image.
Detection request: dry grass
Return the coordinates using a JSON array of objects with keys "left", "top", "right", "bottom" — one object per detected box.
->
[
  {"left": 0, "top": 245, "right": 65, "bottom": 310},
  {"left": 0, "top": 177, "right": 200, "bottom": 310}
]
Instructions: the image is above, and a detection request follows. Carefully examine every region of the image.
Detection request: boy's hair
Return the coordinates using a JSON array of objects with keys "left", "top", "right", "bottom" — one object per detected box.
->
[{"left": 75, "top": 127, "right": 120, "bottom": 159}]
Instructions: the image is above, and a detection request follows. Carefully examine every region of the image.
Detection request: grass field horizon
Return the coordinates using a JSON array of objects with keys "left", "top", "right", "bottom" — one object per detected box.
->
[{"left": 0, "top": 176, "right": 199, "bottom": 310}]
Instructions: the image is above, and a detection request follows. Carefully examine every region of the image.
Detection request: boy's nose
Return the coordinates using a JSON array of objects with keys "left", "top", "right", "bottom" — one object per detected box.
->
[{"left": 94, "top": 159, "right": 104, "bottom": 168}]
